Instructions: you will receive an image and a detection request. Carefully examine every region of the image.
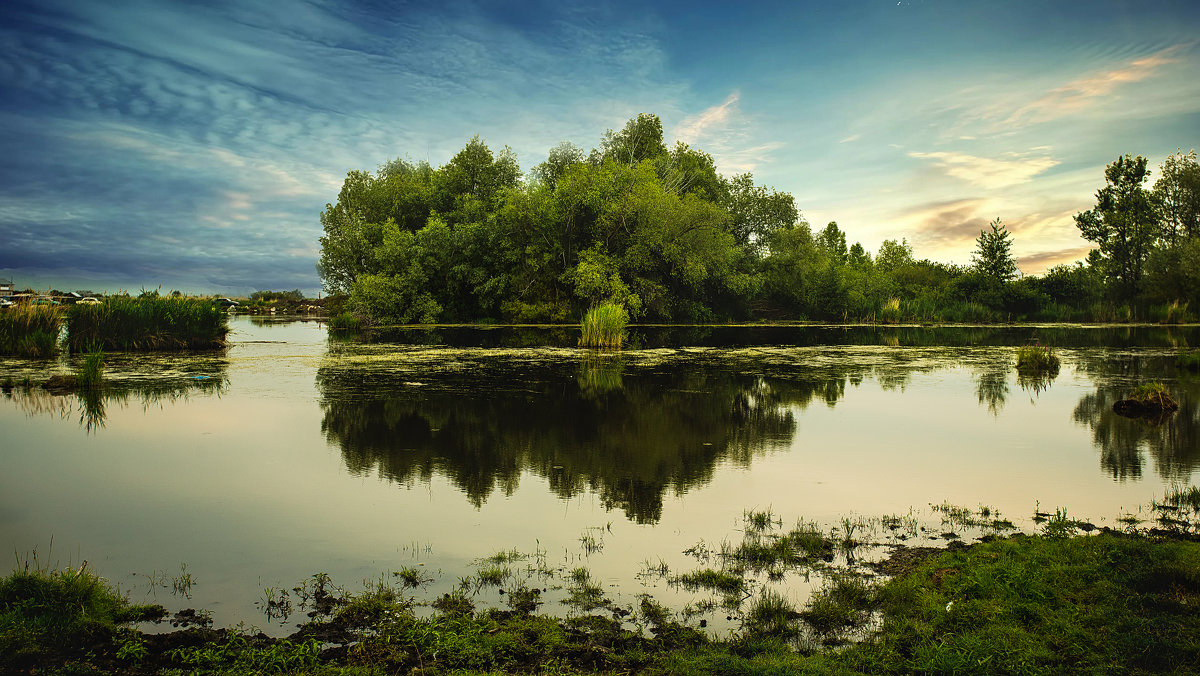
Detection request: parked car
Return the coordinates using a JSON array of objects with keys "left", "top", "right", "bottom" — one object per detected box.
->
[
  {"left": 214, "top": 298, "right": 240, "bottom": 308},
  {"left": 77, "top": 297, "right": 102, "bottom": 305},
  {"left": 0, "top": 297, "right": 14, "bottom": 308},
  {"left": 32, "top": 296, "right": 60, "bottom": 305}
]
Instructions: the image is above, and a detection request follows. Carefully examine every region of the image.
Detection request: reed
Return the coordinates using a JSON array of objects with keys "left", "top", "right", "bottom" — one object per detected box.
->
[
  {"left": 579, "top": 303, "right": 628, "bottom": 348},
  {"left": 66, "top": 296, "right": 229, "bottom": 351},
  {"left": 0, "top": 304, "right": 63, "bottom": 357}
]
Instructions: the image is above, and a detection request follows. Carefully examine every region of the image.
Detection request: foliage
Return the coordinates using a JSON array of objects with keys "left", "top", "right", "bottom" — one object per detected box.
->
[
  {"left": 0, "top": 304, "right": 63, "bottom": 357},
  {"left": 1153, "top": 149, "right": 1200, "bottom": 245},
  {"left": 75, "top": 346, "right": 104, "bottom": 389},
  {"left": 67, "top": 296, "right": 229, "bottom": 351}
]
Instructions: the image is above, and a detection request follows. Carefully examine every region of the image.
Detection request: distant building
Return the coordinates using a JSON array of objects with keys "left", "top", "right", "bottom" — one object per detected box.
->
[{"left": 0, "top": 278, "right": 13, "bottom": 296}]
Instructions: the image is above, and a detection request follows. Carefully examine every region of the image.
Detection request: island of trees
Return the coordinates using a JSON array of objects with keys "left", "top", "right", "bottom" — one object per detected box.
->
[{"left": 318, "top": 114, "right": 1200, "bottom": 325}]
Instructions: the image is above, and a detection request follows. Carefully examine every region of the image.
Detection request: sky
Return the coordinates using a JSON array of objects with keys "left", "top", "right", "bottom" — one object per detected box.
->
[{"left": 1, "top": 0, "right": 1197, "bottom": 296}]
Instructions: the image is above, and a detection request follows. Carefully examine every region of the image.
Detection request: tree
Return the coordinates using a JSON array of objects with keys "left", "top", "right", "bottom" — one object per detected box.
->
[
  {"left": 1153, "top": 149, "right": 1200, "bottom": 245},
  {"left": 874, "top": 238, "right": 913, "bottom": 272},
  {"left": 972, "top": 217, "right": 1018, "bottom": 283},
  {"left": 816, "top": 222, "right": 848, "bottom": 262},
  {"left": 1074, "top": 155, "right": 1159, "bottom": 301}
]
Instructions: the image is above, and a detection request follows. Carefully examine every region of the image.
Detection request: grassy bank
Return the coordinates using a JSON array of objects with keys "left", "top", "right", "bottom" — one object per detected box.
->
[
  {"left": 0, "top": 304, "right": 63, "bottom": 357},
  {"left": 5, "top": 528, "right": 1197, "bottom": 675},
  {"left": 66, "top": 296, "right": 230, "bottom": 351}
]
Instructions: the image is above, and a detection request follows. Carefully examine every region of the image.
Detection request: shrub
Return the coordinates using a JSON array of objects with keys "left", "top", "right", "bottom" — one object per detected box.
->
[{"left": 1016, "top": 343, "right": 1060, "bottom": 372}]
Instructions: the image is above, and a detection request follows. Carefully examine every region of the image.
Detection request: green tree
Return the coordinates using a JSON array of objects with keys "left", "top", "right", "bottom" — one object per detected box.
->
[
  {"left": 972, "top": 218, "right": 1018, "bottom": 283},
  {"left": 816, "top": 221, "right": 848, "bottom": 262},
  {"left": 1153, "top": 149, "right": 1200, "bottom": 245},
  {"left": 874, "top": 238, "right": 913, "bottom": 273},
  {"left": 1074, "top": 155, "right": 1159, "bottom": 301}
]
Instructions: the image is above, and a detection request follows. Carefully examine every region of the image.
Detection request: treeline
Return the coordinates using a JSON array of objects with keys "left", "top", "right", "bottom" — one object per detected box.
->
[{"left": 317, "top": 115, "right": 1200, "bottom": 324}]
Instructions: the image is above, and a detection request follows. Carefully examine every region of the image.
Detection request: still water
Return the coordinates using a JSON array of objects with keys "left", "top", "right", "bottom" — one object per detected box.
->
[{"left": 1, "top": 317, "right": 1197, "bottom": 631}]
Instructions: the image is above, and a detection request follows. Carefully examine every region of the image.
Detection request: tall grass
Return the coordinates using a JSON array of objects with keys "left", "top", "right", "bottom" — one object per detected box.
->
[
  {"left": 67, "top": 296, "right": 229, "bottom": 351},
  {"left": 579, "top": 303, "right": 628, "bottom": 349},
  {"left": 0, "top": 305, "right": 63, "bottom": 357}
]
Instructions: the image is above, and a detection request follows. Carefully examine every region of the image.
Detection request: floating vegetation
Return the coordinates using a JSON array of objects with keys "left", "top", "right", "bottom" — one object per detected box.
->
[
  {"left": 670, "top": 568, "right": 746, "bottom": 596},
  {"left": 75, "top": 346, "right": 104, "bottom": 390},
  {"left": 579, "top": 303, "right": 628, "bottom": 349},
  {"left": 1016, "top": 342, "right": 1061, "bottom": 373}
]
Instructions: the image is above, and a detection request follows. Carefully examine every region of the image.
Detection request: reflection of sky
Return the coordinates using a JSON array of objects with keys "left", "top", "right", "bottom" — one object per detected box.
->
[
  {"left": 2, "top": 1, "right": 1199, "bottom": 293},
  {"left": 1, "top": 318, "right": 1196, "bottom": 631}
]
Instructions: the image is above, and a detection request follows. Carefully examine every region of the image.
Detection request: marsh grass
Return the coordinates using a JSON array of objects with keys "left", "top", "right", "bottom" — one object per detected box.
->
[
  {"left": 579, "top": 302, "right": 628, "bottom": 348},
  {"left": 0, "top": 304, "right": 63, "bottom": 357},
  {"left": 75, "top": 346, "right": 104, "bottom": 389},
  {"left": 1016, "top": 342, "right": 1060, "bottom": 372},
  {"left": 671, "top": 568, "right": 746, "bottom": 595},
  {"left": 67, "top": 296, "right": 229, "bottom": 351}
]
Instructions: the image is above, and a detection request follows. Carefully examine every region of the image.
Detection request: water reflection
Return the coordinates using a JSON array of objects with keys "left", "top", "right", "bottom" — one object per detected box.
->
[
  {"left": 315, "top": 348, "right": 956, "bottom": 523},
  {"left": 1070, "top": 352, "right": 1199, "bottom": 481},
  {"left": 1, "top": 362, "right": 228, "bottom": 431}
]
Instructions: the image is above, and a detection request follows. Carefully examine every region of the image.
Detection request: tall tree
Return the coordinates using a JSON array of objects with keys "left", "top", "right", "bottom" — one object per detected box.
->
[
  {"left": 1153, "top": 149, "right": 1200, "bottom": 245},
  {"left": 1074, "top": 155, "right": 1159, "bottom": 301},
  {"left": 816, "top": 221, "right": 848, "bottom": 262},
  {"left": 972, "top": 217, "right": 1018, "bottom": 282}
]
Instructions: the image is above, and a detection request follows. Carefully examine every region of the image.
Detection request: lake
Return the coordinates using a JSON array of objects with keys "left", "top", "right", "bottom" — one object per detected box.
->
[{"left": 1, "top": 317, "right": 1196, "bottom": 632}]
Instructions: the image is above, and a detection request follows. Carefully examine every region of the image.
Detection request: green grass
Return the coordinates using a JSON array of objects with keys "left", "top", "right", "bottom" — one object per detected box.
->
[
  {"left": 328, "top": 311, "right": 364, "bottom": 330},
  {"left": 579, "top": 303, "right": 629, "bottom": 349},
  {"left": 1, "top": 559, "right": 165, "bottom": 672},
  {"left": 672, "top": 568, "right": 746, "bottom": 595},
  {"left": 0, "top": 304, "right": 64, "bottom": 357},
  {"left": 66, "top": 296, "right": 230, "bottom": 351},
  {"left": 1016, "top": 343, "right": 1061, "bottom": 372}
]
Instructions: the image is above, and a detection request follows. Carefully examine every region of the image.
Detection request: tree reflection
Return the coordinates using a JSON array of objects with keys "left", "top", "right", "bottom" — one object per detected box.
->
[
  {"left": 1071, "top": 353, "right": 1199, "bottom": 480},
  {"left": 316, "top": 351, "right": 912, "bottom": 524}
]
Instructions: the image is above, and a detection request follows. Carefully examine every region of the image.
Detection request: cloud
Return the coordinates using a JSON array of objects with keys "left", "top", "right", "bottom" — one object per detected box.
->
[
  {"left": 1006, "top": 44, "right": 1186, "bottom": 126},
  {"left": 1016, "top": 246, "right": 1095, "bottom": 275},
  {"left": 896, "top": 198, "right": 992, "bottom": 249},
  {"left": 675, "top": 91, "right": 740, "bottom": 146},
  {"left": 671, "top": 91, "right": 783, "bottom": 174},
  {"left": 908, "top": 150, "right": 1059, "bottom": 189},
  {"left": 839, "top": 134, "right": 861, "bottom": 144}
]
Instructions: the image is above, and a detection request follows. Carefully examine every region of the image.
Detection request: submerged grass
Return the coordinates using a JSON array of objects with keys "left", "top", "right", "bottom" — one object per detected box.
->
[
  {"left": 66, "top": 296, "right": 229, "bottom": 351},
  {"left": 0, "top": 304, "right": 63, "bottom": 357},
  {"left": 579, "top": 302, "right": 628, "bottom": 349}
]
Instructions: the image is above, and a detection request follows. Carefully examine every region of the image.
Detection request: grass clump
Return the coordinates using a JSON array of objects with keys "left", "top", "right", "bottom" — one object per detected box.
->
[
  {"left": 1128, "top": 382, "right": 1179, "bottom": 409},
  {"left": 579, "top": 302, "right": 628, "bottom": 349},
  {"left": 0, "top": 304, "right": 63, "bottom": 357},
  {"left": 671, "top": 568, "right": 746, "bottom": 595},
  {"left": 75, "top": 346, "right": 104, "bottom": 389},
  {"left": 1016, "top": 342, "right": 1061, "bottom": 373},
  {"left": 67, "top": 295, "right": 229, "bottom": 351},
  {"left": 1, "top": 560, "right": 165, "bottom": 672},
  {"left": 328, "top": 311, "right": 364, "bottom": 330}
]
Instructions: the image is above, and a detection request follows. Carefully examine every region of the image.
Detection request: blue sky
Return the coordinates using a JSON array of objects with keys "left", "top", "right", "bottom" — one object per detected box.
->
[{"left": 1, "top": 0, "right": 1197, "bottom": 295}]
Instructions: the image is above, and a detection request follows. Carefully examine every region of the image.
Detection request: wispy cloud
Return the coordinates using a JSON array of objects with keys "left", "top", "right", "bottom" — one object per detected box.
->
[
  {"left": 908, "top": 150, "right": 1059, "bottom": 189},
  {"left": 1017, "top": 246, "right": 1095, "bottom": 274},
  {"left": 895, "top": 198, "right": 992, "bottom": 250},
  {"left": 839, "top": 134, "right": 861, "bottom": 144},
  {"left": 1005, "top": 44, "right": 1186, "bottom": 126},
  {"left": 671, "top": 91, "right": 782, "bottom": 174}
]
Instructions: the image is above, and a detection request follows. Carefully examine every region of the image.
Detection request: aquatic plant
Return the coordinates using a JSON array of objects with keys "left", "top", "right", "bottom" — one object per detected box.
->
[
  {"left": 671, "top": 568, "right": 746, "bottom": 595},
  {"left": 579, "top": 302, "right": 628, "bottom": 348},
  {"left": 75, "top": 346, "right": 104, "bottom": 390},
  {"left": 67, "top": 296, "right": 229, "bottom": 351},
  {"left": 327, "top": 311, "right": 364, "bottom": 330},
  {"left": 0, "top": 304, "right": 63, "bottom": 357},
  {"left": 1177, "top": 350, "right": 1200, "bottom": 371},
  {"left": 742, "top": 589, "right": 802, "bottom": 637},
  {"left": 1016, "top": 342, "right": 1061, "bottom": 372}
]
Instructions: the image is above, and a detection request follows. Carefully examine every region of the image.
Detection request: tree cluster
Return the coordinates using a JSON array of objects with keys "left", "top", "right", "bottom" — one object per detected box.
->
[{"left": 317, "top": 117, "right": 1200, "bottom": 324}]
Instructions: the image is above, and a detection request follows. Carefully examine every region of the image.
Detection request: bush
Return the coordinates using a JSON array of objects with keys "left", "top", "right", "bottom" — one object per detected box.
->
[
  {"left": 1016, "top": 344, "right": 1060, "bottom": 372},
  {"left": 0, "top": 305, "right": 63, "bottom": 357}
]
